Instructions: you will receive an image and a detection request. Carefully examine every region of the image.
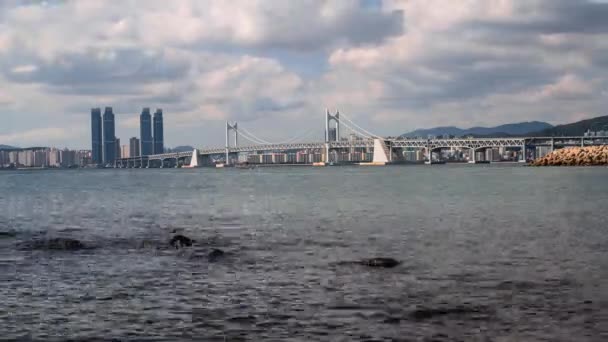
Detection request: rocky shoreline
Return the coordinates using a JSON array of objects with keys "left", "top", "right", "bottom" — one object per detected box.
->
[{"left": 531, "top": 146, "right": 608, "bottom": 166}]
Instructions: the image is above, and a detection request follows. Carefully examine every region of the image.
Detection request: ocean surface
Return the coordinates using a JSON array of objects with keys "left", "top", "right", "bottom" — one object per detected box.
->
[{"left": 0, "top": 165, "right": 607, "bottom": 341}]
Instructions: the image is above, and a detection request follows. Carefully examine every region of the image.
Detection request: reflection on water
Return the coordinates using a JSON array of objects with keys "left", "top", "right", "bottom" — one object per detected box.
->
[{"left": 0, "top": 165, "right": 607, "bottom": 341}]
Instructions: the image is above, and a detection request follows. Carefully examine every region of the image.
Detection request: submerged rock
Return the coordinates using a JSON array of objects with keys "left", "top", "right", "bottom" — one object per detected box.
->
[
  {"left": 333, "top": 257, "right": 401, "bottom": 269},
  {"left": 409, "top": 305, "right": 489, "bottom": 321},
  {"left": 18, "top": 237, "right": 87, "bottom": 251},
  {"left": 208, "top": 248, "right": 225, "bottom": 262},
  {"left": 0, "top": 230, "right": 17, "bottom": 238},
  {"left": 169, "top": 234, "right": 195, "bottom": 249},
  {"left": 357, "top": 257, "right": 401, "bottom": 268}
]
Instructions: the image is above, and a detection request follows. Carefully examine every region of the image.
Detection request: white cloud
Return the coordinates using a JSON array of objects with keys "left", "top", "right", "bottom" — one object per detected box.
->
[
  {"left": 1, "top": 0, "right": 608, "bottom": 148},
  {"left": 535, "top": 74, "right": 595, "bottom": 100},
  {"left": 11, "top": 64, "right": 37, "bottom": 74},
  {"left": 0, "top": 127, "right": 71, "bottom": 145}
]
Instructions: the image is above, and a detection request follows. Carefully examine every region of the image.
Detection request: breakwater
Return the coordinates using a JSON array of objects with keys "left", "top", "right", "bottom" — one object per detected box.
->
[{"left": 531, "top": 146, "right": 608, "bottom": 166}]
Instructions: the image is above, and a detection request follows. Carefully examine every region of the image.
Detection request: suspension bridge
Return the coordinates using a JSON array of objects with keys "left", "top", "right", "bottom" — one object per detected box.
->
[{"left": 114, "top": 110, "right": 608, "bottom": 168}]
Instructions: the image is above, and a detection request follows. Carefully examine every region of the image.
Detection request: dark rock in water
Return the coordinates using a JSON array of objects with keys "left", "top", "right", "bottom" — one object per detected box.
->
[
  {"left": 332, "top": 257, "right": 401, "bottom": 269},
  {"left": 410, "top": 305, "right": 488, "bottom": 321},
  {"left": 357, "top": 257, "right": 401, "bottom": 268},
  {"left": 18, "top": 237, "right": 87, "bottom": 251},
  {"left": 169, "top": 234, "right": 195, "bottom": 249},
  {"left": 208, "top": 248, "right": 225, "bottom": 262},
  {"left": 0, "top": 230, "right": 17, "bottom": 238}
]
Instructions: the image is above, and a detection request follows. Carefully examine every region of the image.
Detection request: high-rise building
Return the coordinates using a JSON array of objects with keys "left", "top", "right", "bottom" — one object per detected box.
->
[
  {"left": 91, "top": 108, "right": 102, "bottom": 164},
  {"left": 140, "top": 108, "right": 153, "bottom": 156},
  {"left": 103, "top": 107, "right": 116, "bottom": 164},
  {"left": 61, "top": 149, "right": 76, "bottom": 167},
  {"left": 121, "top": 145, "right": 129, "bottom": 158},
  {"left": 115, "top": 138, "right": 121, "bottom": 160},
  {"left": 328, "top": 128, "right": 337, "bottom": 142},
  {"left": 153, "top": 108, "right": 164, "bottom": 154},
  {"left": 129, "top": 137, "right": 140, "bottom": 157}
]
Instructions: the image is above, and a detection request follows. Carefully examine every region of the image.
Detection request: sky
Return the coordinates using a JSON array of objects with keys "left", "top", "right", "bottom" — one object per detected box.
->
[{"left": 1, "top": 0, "right": 607, "bottom": 149}]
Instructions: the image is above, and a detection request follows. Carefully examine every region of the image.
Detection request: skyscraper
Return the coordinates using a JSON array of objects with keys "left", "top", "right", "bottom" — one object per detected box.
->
[
  {"left": 153, "top": 109, "right": 164, "bottom": 154},
  {"left": 140, "top": 108, "right": 153, "bottom": 156},
  {"left": 115, "top": 138, "right": 121, "bottom": 160},
  {"left": 129, "top": 137, "right": 140, "bottom": 157},
  {"left": 91, "top": 108, "right": 102, "bottom": 164},
  {"left": 103, "top": 107, "right": 116, "bottom": 164}
]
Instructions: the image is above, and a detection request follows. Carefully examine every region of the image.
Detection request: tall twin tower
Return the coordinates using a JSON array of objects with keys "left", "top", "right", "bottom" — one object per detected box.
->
[
  {"left": 91, "top": 107, "right": 163, "bottom": 165},
  {"left": 139, "top": 108, "right": 164, "bottom": 157}
]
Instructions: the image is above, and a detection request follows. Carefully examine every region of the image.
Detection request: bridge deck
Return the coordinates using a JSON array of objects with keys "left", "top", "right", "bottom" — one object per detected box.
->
[{"left": 115, "top": 136, "right": 608, "bottom": 163}]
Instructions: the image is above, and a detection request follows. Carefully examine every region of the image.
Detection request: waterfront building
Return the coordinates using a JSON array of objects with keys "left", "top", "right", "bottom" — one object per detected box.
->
[
  {"left": 103, "top": 107, "right": 116, "bottom": 164},
  {"left": 140, "top": 108, "right": 153, "bottom": 156},
  {"left": 76, "top": 150, "right": 92, "bottom": 167},
  {"left": 328, "top": 128, "right": 337, "bottom": 142},
  {"left": 49, "top": 148, "right": 60, "bottom": 167},
  {"left": 115, "top": 138, "right": 121, "bottom": 160},
  {"left": 9, "top": 151, "right": 17, "bottom": 165},
  {"left": 153, "top": 109, "right": 164, "bottom": 154},
  {"left": 18, "top": 150, "right": 32, "bottom": 166},
  {"left": 129, "top": 137, "right": 140, "bottom": 157},
  {"left": 536, "top": 146, "right": 552, "bottom": 159},
  {"left": 486, "top": 149, "right": 500, "bottom": 162},
  {"left": 61, "top": 149, "right": 76, "bottom": 167},
  {"left": 121, "top": 145, "right": 129, "bottom": 158},
  {"left": 34, "top": 150, "right": 47, "bottom": 167},
  {"left": 248, "top": 154, "right": 262, "bottom": 164},
  {"left": 272, "top": 153, "right": 286, "bottom": 164},
  {"left": 287, "top": 153, "right": 297, "bottom": 164},
  {"left": 91, "top": 108, "right": 103, "bottom": 164}
]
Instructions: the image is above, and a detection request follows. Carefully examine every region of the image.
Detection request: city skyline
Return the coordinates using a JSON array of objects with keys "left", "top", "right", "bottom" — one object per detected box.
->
[
  {"left": 88, "top": 106, "right": 164, "bottom": 165},
  {"left": 2, "top": 1, "right": 608, "bottom": 149}
]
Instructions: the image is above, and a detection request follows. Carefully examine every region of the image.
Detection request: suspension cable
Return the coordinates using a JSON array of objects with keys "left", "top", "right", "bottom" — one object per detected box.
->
[
  {"left": 337, "top": 117, "right": 374, "bottom": 140},
  {"left": 338, "top": 112, "right": 382, "bottom": 139},
  {"left": 238, "top": 126, "right": 319, "bottom": 145},
  {"left": 236, "top": 128, "right": 270, "bottom": 145},
  {"left": 238, "top": 127, "right": 274, "bottom": 145}
]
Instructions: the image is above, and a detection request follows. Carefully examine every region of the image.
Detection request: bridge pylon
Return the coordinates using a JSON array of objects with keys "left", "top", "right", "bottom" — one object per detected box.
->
[
  {"left": 325, "top": 109, "right": 340, "bottom": 143},
  {"left": 226, "top": 121, "right": 238, "bottom": 165}
]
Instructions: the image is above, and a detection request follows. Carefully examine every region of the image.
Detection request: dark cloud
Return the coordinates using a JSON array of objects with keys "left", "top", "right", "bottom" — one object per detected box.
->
[
  {"left": 243, "top": 6, "right": 404, "bottom": 51},
  {"left": 466, "top": 0, "right": 608, "bottom": 35}
]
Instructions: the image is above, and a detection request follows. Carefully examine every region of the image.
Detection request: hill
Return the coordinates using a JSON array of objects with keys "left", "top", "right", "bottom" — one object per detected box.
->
[
  {"left": 401, "top": 121, "right": 553, "bottom": 138},
  {"left": 0, "top": 144, "right": 18, "bottom": 150},
  {"left": 528, "top": 115, "right": 608, "bottom": 136}
]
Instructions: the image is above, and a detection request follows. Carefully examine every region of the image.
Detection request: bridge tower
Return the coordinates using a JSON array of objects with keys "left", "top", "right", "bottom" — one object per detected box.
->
[
  {"left": 325, "top": 109, "right": 340, "bottom": 143},
  {"left": 226, "top": 121, "right": 238, "bottom": 165},
  {"left": 324, "top": 109, "right": 340, "bottom": 163}
]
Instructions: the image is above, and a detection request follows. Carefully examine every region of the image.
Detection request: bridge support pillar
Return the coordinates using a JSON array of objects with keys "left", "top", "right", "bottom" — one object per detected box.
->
[{"left": 468, "top": 149, "right": 476, "bottom": 164}]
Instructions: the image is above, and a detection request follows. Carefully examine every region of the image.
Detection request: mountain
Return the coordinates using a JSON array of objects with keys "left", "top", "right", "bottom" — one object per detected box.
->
[
  {"left": 528, "top": 115, "right": 608, "bottom": 136},
  {"left": 0, "top": 144, "right": 18, "bottom": 150},
  {"left": 401, "top": 121, "right": 553, "bottom": 138}
]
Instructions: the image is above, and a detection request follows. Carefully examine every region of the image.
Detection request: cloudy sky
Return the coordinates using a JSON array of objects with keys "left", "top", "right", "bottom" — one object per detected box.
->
[{"left": 1, "top": 0, "right": 607, "bottom": 149}]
